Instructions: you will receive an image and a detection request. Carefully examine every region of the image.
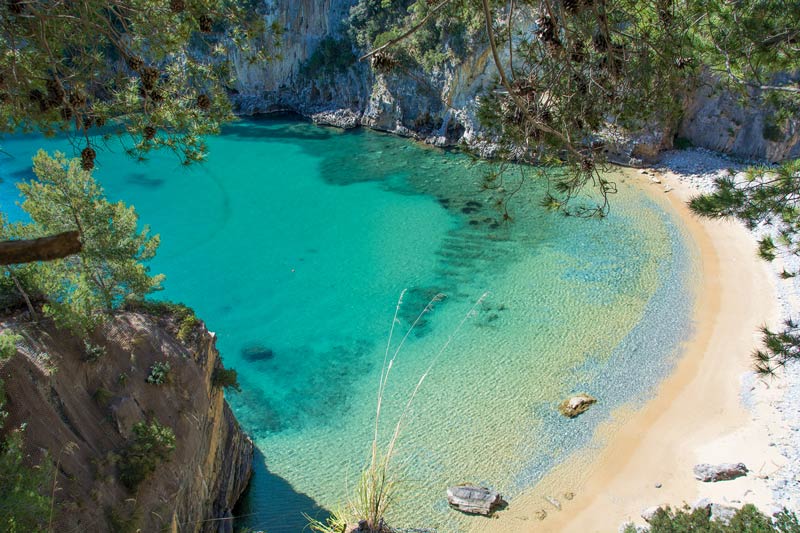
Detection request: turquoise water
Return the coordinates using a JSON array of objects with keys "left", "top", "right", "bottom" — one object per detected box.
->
[{"left": 0, "top": 118, "right": 697, "bottom": 532}]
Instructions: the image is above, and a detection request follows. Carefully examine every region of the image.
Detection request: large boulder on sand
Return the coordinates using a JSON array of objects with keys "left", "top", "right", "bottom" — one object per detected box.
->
[
  {"left": 693, "top": 463, "right": 748, "bottom": 482},
  {"left": 447, "top": 484, "right": 503, "bottom": 515},
  {"left": 558, "top": 393, "right": 597, "bottom": 418}
]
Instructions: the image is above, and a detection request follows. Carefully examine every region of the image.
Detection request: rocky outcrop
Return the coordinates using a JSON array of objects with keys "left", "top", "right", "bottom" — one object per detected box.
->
[
  {"left": 446, "top": 484, "right": 503, "bottom": 516},
  {"left": 0, "top": 311, "right": 253, "bottom": 533},
  {"left": 677, "top": 73, "right": 800, "bottom": 162},
  {"left": 693, "top": 462, "right": 748, "bottom": 482}
]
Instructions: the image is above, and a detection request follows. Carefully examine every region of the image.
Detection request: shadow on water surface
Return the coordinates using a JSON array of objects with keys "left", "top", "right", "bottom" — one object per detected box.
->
[
  {"left": 126, "top": 172, "right": 166, "bottom": 188},
  {"left": 234, "top": 448, "right": 330, "bottom": 532}
]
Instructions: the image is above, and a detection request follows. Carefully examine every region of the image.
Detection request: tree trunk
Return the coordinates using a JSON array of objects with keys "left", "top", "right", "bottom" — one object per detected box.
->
[
  {"left": 6, "top": 268, "right": 37, "bottom": 320},
  {"left": 0, "top": 231, "right": 81, "bottom": 265}
]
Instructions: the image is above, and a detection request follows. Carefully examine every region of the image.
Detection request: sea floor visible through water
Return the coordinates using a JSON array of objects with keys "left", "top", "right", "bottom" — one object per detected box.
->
[{"left": 0, "top": 117, "right": 698, "bottom": 532}]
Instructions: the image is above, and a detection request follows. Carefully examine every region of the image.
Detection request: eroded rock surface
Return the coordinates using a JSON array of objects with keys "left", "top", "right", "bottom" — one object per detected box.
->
[{"left": 0, "top": 311, "right": 253, "bottom": 533}]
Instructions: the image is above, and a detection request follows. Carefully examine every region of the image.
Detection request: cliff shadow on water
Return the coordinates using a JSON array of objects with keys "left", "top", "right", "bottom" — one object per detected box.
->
[{"left": 234, "top": 448, "right": 331, "bottom": 532}]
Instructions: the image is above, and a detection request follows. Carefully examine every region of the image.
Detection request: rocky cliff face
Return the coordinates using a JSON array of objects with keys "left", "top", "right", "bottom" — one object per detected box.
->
[
  {"left": 231, "top": 1, "right": 799, "bottom": 163},
  {"left": 0, "top": 311, "right": 253, "bottom": 533}
]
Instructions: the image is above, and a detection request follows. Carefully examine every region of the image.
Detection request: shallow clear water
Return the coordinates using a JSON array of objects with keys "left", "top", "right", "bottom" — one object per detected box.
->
[{"left": 0, "top": 118, "right": 697, "bottom": 532}]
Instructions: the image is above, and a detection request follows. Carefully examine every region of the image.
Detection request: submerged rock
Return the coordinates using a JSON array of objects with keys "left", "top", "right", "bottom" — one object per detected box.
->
[
  {"left": 447, "top": 484, "right": 503, "bottom": 516},
  {"left": 241, "top": 344, "right": 274, "bottom": 361},
  {"left": 558, "top": 393, "right": 597, "bottom": 418},
  {"left": 693, "top": 463, "right": 748, "bottom": 482}
]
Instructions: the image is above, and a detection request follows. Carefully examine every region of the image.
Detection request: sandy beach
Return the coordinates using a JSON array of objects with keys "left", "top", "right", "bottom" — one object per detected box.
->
[{"left": 482, "top": 165, "right": 787, "bottom": 532}]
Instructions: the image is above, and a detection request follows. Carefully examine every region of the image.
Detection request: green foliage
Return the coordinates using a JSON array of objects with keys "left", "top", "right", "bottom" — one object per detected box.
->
[
  {"left": 690, "top": 161, "right": 800, "bottom": 375},
  {"left": 93, "top": 387, "right": 114, "bottom": 408},
  {"left": 763, "top": 121, "right": 786, "bottom": 143},
  {"left": 6, "top": 150, "right": 164, "bottom": 335},
  {"left": 349, "top": 0, "right": 483, "bottom": 72},
  {"left": 211, "top": 367, "right": 241, "bottom": 392},
  {"left": 177, "top": 313, "right": 199, "bottom": 343},
  {"left": 301, "top": 37, "right": 357, "bottom": 79},
  {"left": 0, "top": 380, "right": 52, "bottom": 533},
  {"left": 0, "top": 0, "right": 277, "bottom": 165},
  {"left": 146, "top": 361, "right": 172, "bottom": 385},
  {"left": 106, "top": 506, "right": 143, "bottom": 533},
  {"left": 0, "top": 330, "right": 22, "bottom": 360},
  {"left": 83, "top": 340, "right": 106, "bottom": 363},
  {"left": 625, "top": 504, "right": 800, "bottom": 532},
  {"left": 118, "top": 419, "right": 175, "bottom": 490},
  {"left": 124, "top": 300, "right": 199, "bottom": 342}
]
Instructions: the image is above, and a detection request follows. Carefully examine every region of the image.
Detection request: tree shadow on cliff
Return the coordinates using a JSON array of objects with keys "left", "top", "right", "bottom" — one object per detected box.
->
[{"left": 233, "top": 448, "right": 330, "bottom": 532}]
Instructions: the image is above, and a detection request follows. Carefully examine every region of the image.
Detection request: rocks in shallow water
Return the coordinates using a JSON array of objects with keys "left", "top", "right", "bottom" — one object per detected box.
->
[
  {"left": 558, "top": 393, "right": 597, "bottom": 418},
  {"left": 447, "top": 484, "right": 503, "bottom": 516},
  {"left": 241, "top": 344, "right": 274, "bottom": 362},
  {"left": 693, "top": 462, "right": 748, "bottom": 482},
  {"left": 311, "top": 109, "right": 361, "bottom": 129}
]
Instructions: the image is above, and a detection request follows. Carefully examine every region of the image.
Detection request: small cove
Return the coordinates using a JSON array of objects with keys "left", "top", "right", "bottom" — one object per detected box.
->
[{"left": 0, "top": 117, "right": 698, "bottom": 532}]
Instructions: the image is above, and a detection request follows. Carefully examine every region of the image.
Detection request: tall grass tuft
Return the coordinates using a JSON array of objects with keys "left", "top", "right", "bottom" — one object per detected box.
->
[{"left": 307, "top": 290, "right": 487, "bottom": 533}]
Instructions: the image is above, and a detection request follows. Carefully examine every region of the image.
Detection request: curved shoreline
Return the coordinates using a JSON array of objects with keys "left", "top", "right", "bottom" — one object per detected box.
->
[{"left": 484, "top": 167, "right": 784, "bottom": 532}]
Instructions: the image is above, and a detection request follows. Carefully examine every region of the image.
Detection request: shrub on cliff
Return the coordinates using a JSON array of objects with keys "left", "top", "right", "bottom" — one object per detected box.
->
[
  {"left": 0, "top": 331, "right": 22, "bottom": 360},
  {"left": 118, "top": 420, "right": 176, "bottom": 490},
  {"left": 0, "top": 381, "right": 52, "bottom": 533},
  {"left": 212, "top": 368, "right": 241, "bottom": 392}
]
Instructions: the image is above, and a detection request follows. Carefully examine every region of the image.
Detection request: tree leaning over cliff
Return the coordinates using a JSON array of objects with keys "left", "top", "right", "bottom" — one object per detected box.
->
[{"left": 3, "top": 150, "right": 164, "bottom": 334}]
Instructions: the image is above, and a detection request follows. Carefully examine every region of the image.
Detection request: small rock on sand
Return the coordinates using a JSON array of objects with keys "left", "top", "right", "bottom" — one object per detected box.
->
[{"left": 693, "top": 463, "right": 748, "bottom": 482}]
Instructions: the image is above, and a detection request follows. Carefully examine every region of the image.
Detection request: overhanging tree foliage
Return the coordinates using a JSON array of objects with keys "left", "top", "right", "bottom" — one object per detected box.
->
[
  {"left": 3, "top": 150, "right": 163, "bottom": 334},
  {"left": 0, "top": 0, "right": 279, "bottom": 265},
  {"left": 357, "top": 0, "right": 799, "bottom": 215}
]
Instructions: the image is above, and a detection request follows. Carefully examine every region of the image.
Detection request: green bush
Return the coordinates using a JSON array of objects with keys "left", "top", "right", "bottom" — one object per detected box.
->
[
  {"left": 0, "top": 331, "right": 22, "bottom": 360},
  {"left": 146, "top": 361, "right": 171, "bottom": 385},
  {"left": 0, "top": 380, "right": 52, "bottom": 532},
  {"left": 93, "top": 388, "right": 113, "bottom": 408},
  {"left": 624, "top": 504, "right": 800, "bottom": 532},
  {"left": 300, "top": 36, "right": 356, "bottom": 79},
  {"left": 176, "top": 313, "right": 198, "bottom": 343},
  {"left": 83, "top": 340, "right": 106, "bottom": 363},
  {"left": 118, "top": 420, "right": 175, "bottom": 490},
  {"left": 212, "top": 367, "right": 241, "bottom": 392},
  {"left": 763, "top": 121, "right": 785, "bottom": 142}
]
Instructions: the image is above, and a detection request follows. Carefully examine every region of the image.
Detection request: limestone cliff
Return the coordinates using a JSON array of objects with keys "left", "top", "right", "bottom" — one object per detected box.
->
[
  {"left": 230, "top": 0, "right": 799, "bottom": 163},
  {"left": 0, "top": 311, "right": 253, "bottom": 533}
]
